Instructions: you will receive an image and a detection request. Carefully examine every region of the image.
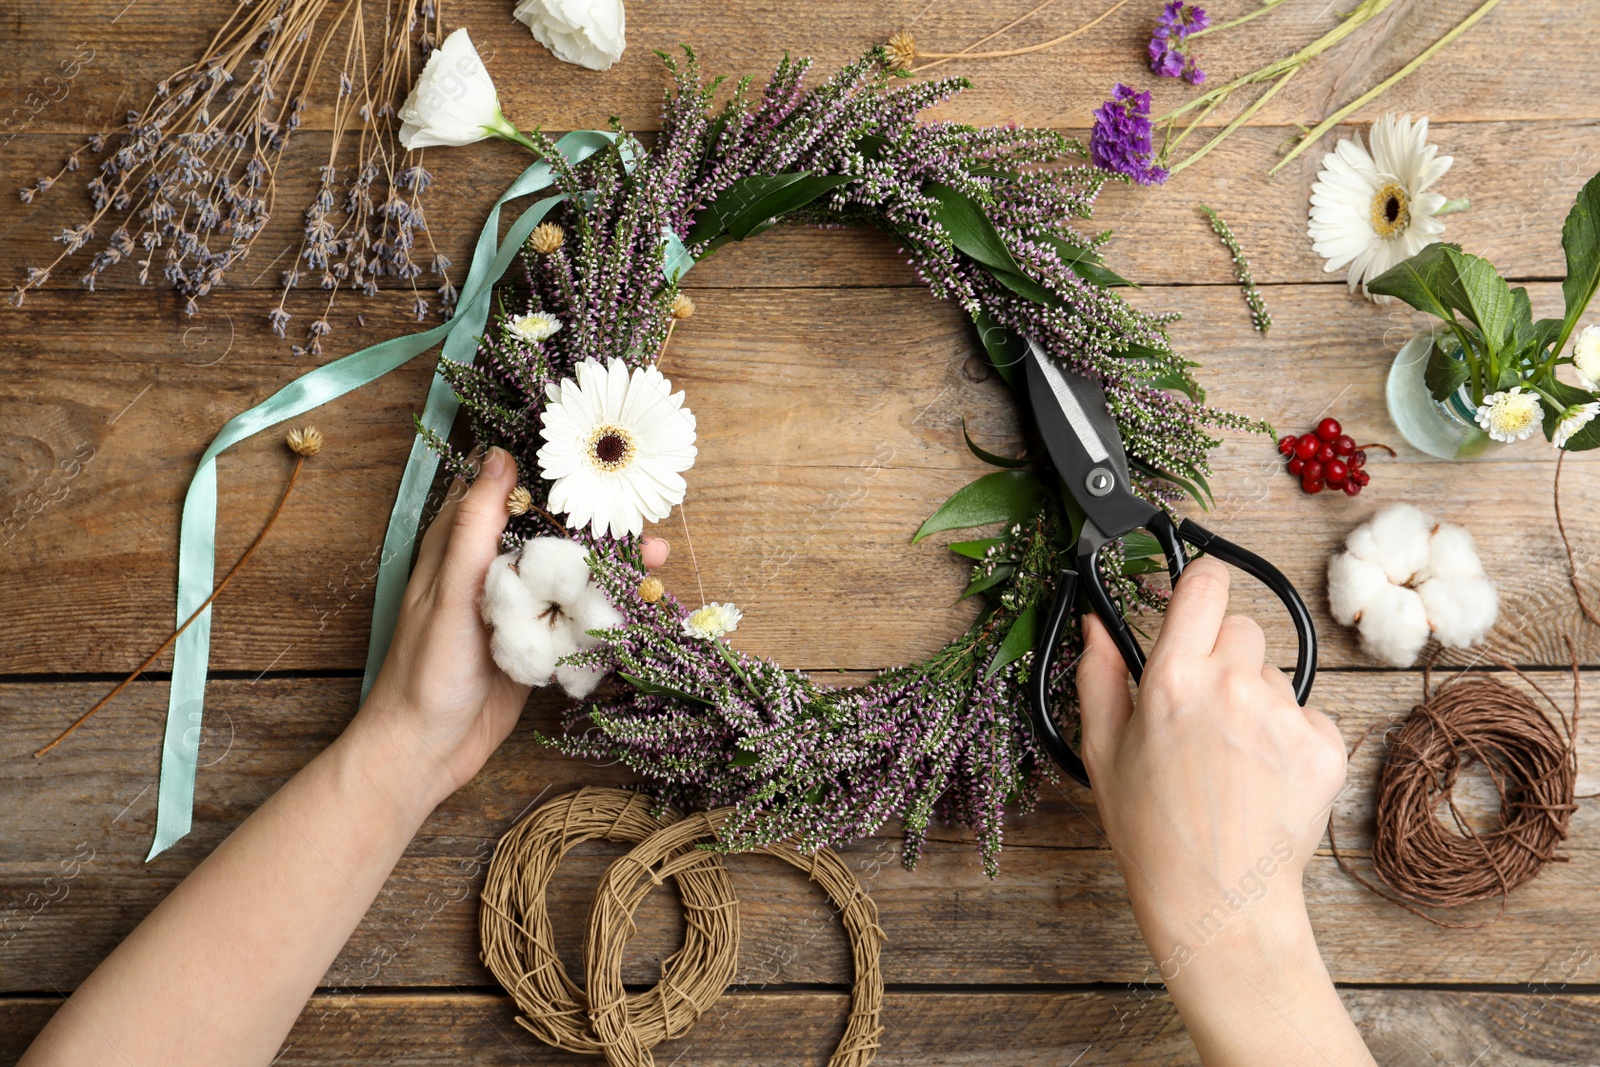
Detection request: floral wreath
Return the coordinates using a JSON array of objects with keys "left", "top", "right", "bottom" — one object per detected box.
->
[{"left": 430, "top": 45, "right": 1259, "bottom": 874}]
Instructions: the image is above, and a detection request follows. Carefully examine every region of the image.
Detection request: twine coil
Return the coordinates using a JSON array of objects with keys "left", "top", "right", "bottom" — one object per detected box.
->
[
  {"left": 480, "top": 787, "right": 885, "bottom": 1067},
  {"left": 1330, "top": 657, "right": 1581, "bottom": 927}
]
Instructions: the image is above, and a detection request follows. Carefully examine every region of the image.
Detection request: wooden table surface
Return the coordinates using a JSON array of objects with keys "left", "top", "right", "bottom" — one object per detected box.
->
[{"left": 6, "top": 0, "right": 1600, "bottom": 1062}]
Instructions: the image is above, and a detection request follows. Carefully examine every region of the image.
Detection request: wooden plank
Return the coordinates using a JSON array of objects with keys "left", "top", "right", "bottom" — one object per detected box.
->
[
  {"left": 0, "top": 0, "right": 1591, "bottom": 137},
  {"left": 4, "top": 675, "right": 1599, "bottom": 992},
  {"left": 5, "top": 283, "right": 1600, "bottom": 674},
  {"left": 4, "top": 119, "right": 1595, "bottom": 294},
  {"left": 6, "top": 988, "right": 1600, "bottom": 1066}
]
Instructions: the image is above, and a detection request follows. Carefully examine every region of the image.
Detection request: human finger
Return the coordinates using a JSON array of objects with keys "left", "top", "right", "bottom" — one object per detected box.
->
[
  {"left": 1214, "top": 613, "right": 1266, "bottom": 671},
  {"left": 1260, "top": 663, "right": 1297, "bottom": 703},
  {"left": 641, "top": 536, "right": 670, "bottom": 570},
  {"left": 435, "top": 447, "right": 518, "bottom": 605},
  {"left": 1150, "top": 556, "right": 1231, "bottom": 663},
  {"left": 1077, "top": 613, "right": 1135, "bottom": 783}
]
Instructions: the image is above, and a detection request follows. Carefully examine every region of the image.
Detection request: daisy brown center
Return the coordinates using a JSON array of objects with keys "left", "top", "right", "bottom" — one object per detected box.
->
[
  {"left": 586, "top": 424, "right": 637, "bottom": 472},
  {"left": 1370, "top": 181, "right": 1411, "bottom": 240}
]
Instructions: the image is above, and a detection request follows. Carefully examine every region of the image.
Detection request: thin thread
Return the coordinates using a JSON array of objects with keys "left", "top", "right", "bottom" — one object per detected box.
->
[
  {"left": 911, "top": 0, "right": 1130, "bottom": 72},
  {"left": 677, "top": 501, "right": 707, "bottom": 607},
  {"left": 1555, "top": 451, "right": 1600, "bottom": 627},
  {"left": 36, "top": 450, "right": 309, "bottom": 757}
]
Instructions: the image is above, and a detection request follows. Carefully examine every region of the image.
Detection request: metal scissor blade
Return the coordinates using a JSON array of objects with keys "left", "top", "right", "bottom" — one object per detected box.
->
[{"left": 1024, "top": 339, "right": 1151, "bottom": 538}]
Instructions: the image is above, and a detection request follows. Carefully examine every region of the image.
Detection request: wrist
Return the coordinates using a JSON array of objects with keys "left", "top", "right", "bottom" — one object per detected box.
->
[{"left": 334, "top": 701, "right": 459, "bottom": 826}]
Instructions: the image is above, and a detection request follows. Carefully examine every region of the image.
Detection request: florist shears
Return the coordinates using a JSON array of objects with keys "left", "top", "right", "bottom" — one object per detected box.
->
[{"left": 1022, "top": 339, "right": 1318, "bottom": 787}]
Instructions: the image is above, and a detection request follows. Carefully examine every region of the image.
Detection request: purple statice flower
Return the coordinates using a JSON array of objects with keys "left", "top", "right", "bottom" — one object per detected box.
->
[
  {"left": 1148, "top": 1, "right": 1208, "bottom": 83},
  {"left": 1090, "top": 84, "right": 1168, "bottom": 185}
]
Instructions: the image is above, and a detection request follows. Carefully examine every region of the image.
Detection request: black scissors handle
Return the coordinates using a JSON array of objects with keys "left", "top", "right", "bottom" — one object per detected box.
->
[{"left": 1027, "top": 516, "right": 1318, "bottom": 787}]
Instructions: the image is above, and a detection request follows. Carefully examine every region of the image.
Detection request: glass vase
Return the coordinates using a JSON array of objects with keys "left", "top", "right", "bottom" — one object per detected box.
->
[{"left": 1385, "top": 333, "right": 1499, "bottom": 460}]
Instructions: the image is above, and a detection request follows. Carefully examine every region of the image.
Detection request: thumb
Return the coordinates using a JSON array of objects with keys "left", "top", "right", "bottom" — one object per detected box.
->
[
  {"left": 437, "top": 447, "right": 518, "bottom": 602},
  {"left": 1076, "top": 613, "right": 1134, "bottom": 783}
]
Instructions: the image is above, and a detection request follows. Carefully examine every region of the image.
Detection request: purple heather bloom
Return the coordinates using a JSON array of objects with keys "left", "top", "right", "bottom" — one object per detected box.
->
[{"left": 1090, "top": 83, "right": 1168, "bottom": 185}]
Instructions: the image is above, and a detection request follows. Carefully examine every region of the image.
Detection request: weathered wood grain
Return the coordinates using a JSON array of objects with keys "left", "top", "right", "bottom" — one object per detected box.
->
[
  {"left": 6, "top": 987, "right": 1600, "bottom": 1066},
  {"left": 4, "top": 675, "right": 1598, "bottom": 993},
  {"left": 0, "top": 0, "right": 1589, "bottom": 139},
  {"left": 5, "top": 283, "right": 1600, "bottom": 675},
  {"left": 4, "top": 119, "right": 1596, "bottom": 296}
]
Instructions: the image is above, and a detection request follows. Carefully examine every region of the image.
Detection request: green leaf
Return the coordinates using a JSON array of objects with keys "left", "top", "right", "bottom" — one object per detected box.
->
[
  {"left": 1560, "top": 169, "right": 1600, "bottom": 349},
  {"left": 913, "top": 470, "right": 1045, "bottom": 542},
  {"left": 961, "top": 563, "right": 1016, "bottom": 600},
  {"left": 1444, "top": 248, "right": 1514, "bottom": 354},
  {"left": 618, "top": 672, "right": 715, "bottom": 707},
  {"left": 1540, "top": 375, "right": 1600, "bottom": 446},
  {"left": 1367, "top": 242, "right": 1467, "bottom": 322},
  {"left": 1424, "top": 336, "right": 1472, "bottom": 402},
  {"left": 725, "top": 173, "right": 853, "bottom": 240},
  {"left": 927, "top": 182, "right": 1023, "bottom": 276},
  {"left": 1038, "top": 233, "right": 1136, "bottom": 288},
  {"left": 729, "top": 750, "right": 761, "bottom": 767},
  {"left": 991, "top": 267, "right": 1061, "bottom": 307},
  {"left": 1120, "top": 531, "right": 1163, "bottom": 559},
  {"left": 1535, "top": 317, "right": 1568, "bottom": 356},
  {"left": 985, "top": 602, "right": 1041, "bottom": 679},
  {"left": 970, "top": 308, "right": 1026, "bottom": 387},
  {"left": 1130, "top": 457, "right": 1212, "bottom": 510},
  {"left": 1120, "top": 556, "right": 1166, "bottom": 576},
  {"left": 963, "top": 417, "right": 1029, "bottom": 467},
  {"left": 949, "top": 537, "right": 1004, "bottom": 560}
]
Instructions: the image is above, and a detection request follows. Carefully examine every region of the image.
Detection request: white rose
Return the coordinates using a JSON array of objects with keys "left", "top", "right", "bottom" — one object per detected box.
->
[
  {"left": 1573, "top": 324, "right": 1600, "bottom": 389},
  {"left": 398, "top": 28, "right": 515, "bottom": 149},
  {"left": 513, "top": 0, "right": 625, "bottom": 71}
]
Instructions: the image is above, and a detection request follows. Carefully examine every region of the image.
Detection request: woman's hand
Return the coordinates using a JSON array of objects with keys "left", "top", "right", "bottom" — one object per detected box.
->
[
  {"left": 354, "top": 446, "right": 667, "bottom": 809},
  {"left": 1076, "top": 556, "right": 1372, "bottom": 1065}
]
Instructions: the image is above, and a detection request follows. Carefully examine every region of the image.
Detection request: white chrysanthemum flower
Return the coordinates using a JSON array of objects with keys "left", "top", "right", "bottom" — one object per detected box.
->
[
  {"left": 1572, "top": 325, "right": 1600, "bottom": 389},
  {"left": 1474, "top": 387, "right": 1542, "bottom": 443},
  {"left": 397, "top": 29, "right": 516, "bottom": 149},
  {"left": 1553, "top": 402, "right": 1600, "bottom": 449},
  {"left": 510, "top": 311, "right": 562, "bottom": 343},
  {"left": 537, "top": 357, "right": 697, "bottom": 538},
  {"left": 1307, "top": 113, "right": 1452, "bottom": 300},
  {"left": 682, "top": 602, "right": 741, "bottom": 640}
]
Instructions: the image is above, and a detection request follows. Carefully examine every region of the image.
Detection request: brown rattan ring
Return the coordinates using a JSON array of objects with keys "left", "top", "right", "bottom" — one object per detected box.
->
[
  {"left": 585, "top": 807, "right": 886, "bottom": 1067},
  {"left": 478, "top": 787, "right": 739, "bottom": 1056}
]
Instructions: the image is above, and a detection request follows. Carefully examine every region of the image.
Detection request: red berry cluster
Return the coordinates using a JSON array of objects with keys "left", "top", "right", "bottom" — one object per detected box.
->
[{"left": 1276, "top": 418, "right": 1372, "bottom": 497}]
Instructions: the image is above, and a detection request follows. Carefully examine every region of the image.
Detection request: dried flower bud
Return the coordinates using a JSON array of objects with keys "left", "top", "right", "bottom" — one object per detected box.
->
[
  {"left": 885, "top": 32, "right": 916, "bottom": 73},
  {"left": 507, "top": 485, "right": 533, "bottom": 516},
  {"left": 528, "top": 222, "right": 565, "bottom": 255},
  {"left": 285, "top": 426, "right": 324, "bottom": 457},
  {"left": 669, "top": 292, "right": 696, "bottom": 320},
  {"left": 637, "top": 576, "right": 664, "bottom": 603}
]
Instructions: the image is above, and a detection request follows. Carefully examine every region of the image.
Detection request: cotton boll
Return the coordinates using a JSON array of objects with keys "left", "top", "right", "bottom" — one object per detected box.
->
[
  {"left": 481, "top": 550, "right": 576, "bottom": 685},
  {"left": 555, "top": 661, "right": 608, "bottom": 699},
  {"left": 1326, "top": 552, "right": 1389, "bottom": 626},
  {"left": 1418, "top": 575, "right": 1499, "bottom": 648},
  {"left": 1420, "top": 522, "right": 1486, "bottom": 582},
  {"left": 1355, "top": 583, "right": 1431, "bottom": 667},
  {"left": 569, "top": 581, "right": 625, "bottom": 641},
  {"left": 1345, "top": 504, "right": 1433, "bottom": 583},
  {"left": 518, "top": 536, "right": 593, "bottom": 604}
]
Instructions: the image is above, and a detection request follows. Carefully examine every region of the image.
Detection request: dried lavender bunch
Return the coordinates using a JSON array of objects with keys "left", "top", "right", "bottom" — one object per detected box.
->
[
  {"left": 14, "top": 0, "right": 449, "bottom": 356},
  {"left": 435, "top": 49, "right": 1263, "bottom": 872}
]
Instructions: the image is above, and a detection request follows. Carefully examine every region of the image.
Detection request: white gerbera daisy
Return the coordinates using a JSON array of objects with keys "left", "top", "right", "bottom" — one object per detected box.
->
[
  {"left": 510, "top": 311, "right": 562, "bottom": 343},
  {"left": 1553, "top": 402, "right": 1600, "bottom": 449},
  {"left": 1572, "top": 325, "right": 1600, "bottom": 389},
  {"left": 1307, "top": 114, "right": 1452, "bottom": 300},
  {"left": 1474, "top": 387, "right": 1542, "bottom": 443},
  {"left": 683, "top": 602, "right": 742, "bottom": 640},
  {"left": 537, "top": 357, "right": 697, "bottom": 537}
]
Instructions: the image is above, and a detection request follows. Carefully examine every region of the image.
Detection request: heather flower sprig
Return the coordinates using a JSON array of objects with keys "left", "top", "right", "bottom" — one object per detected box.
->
[{"left": 1200, "top": 205, "right": 1270, "bottom": 334}]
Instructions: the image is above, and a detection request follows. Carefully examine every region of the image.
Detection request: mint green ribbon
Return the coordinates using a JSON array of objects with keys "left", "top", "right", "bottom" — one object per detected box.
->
[{"left": 148, "top": 130, "right": 633, "bottom": 860}]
